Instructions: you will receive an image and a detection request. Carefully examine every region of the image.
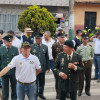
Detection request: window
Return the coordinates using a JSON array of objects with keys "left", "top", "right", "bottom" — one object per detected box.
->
[{"left": 0, "top": 14, "right": 20, "bottom": 32}]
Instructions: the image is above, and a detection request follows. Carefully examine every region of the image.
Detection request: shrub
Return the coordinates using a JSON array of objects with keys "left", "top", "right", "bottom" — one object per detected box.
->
[{"left": 18, "top": 5, "right": 56, "bottom": 37}]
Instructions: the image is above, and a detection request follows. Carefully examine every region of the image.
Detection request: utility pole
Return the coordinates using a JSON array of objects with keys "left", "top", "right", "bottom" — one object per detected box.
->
[{"left": 68, "top": 0, "right": 75, "bottom": 40}]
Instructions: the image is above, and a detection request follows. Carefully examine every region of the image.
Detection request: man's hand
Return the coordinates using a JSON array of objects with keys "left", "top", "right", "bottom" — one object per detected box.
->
[
  {"left": 36, "top": 68, "right": 41, "bottom": 76},
  {"left": 59, "top": 72, "right": 68, "bottom": 80},
  {"left": 89, "top": 34, "right": 96, "bottom": 41},
  {"left": 68, "top": 63, "right": 76, "bottom": 70}
]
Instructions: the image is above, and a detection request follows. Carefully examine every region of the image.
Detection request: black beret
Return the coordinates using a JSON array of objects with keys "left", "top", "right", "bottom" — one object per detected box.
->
[
  {"left": 35, "top": 32, "right": 43, "bottom": 38},
  {"left": 3, "top": 35, "right": 13, "bottom": 42},
  {"left": 64, "top": 40, "right": 74, "bottom": 48},
  {"left": 21, "top": 42, "right": 30, "bottom": 48},
  {"left": 0, "top": 30, "right": 3, "bottom": 35},
  {"left": 82, "top": 32, "right": 89, "bottom": 39}
]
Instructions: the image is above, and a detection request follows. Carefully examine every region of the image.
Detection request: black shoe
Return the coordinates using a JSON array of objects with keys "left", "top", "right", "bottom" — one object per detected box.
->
[
  {"left": 91, "top": 77, "right": 98, "bottom": 80},
  {"left": 39, "top": 95, "right": 46, "bottom": 100},
  {"left": 97, "top": 79, "right": 100, "bottom": 83},
  {"left": 85, "top": 92, "right": 91, "bottom": 96},
  {"left": 56, "top": 95, "right": 59, "bottom": 99},
  {"left": 66, "top": 93, "right": 70, "bottom": 99},
  {"left": 78, "top": 91, "right": 82, "bottom": 96}
]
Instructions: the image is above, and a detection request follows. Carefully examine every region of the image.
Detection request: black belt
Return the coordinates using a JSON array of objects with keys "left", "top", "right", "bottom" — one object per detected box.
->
[
  {"left": 83, "top": 60, "right": 91, "bottom": 64},
  {"left": 95, "top": 54, "right": 100, "bottom": 56},
  {"left": 18, "top": 81, "right": 35, "bottom": 85}
]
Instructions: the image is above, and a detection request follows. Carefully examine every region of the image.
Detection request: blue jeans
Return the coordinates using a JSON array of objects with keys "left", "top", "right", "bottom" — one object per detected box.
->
[
  {"left": 17, "top": 81, "right": 37, "bottom": 100},
  {"left": 49, "top": 60, "right": 55, "bottom": 75},
  {"left": 94, "top": 55, "right": 100, "bottom": 79}
]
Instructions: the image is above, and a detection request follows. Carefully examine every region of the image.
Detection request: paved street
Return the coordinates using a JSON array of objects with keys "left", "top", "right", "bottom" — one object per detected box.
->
[
  {"left": 0, "top": 65, "right": 100, "bottom": 100},
  {"left": 43, "top": 66, "right": 100, "bottom": 100}
]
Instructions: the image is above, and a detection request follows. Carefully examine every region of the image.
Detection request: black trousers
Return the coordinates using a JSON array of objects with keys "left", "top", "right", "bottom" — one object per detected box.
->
[
  {"left": 55, "top": 74, "right": 60, "bottom": 96},
  {"left": 1, "top": 75, "right": 17, "bottom": 100},
  {"left": 59, "top": 91, "right": 77, "bottom": 100},
  {"left": 79, "top": 60, "right": 92, "bottom": 93},
  {"left": 37, "top": 72, "right": 45, "bottom": 96}
]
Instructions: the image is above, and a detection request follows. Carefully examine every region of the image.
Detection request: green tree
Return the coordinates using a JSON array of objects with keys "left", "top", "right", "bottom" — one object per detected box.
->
[{"left": 18, "top": 5, "right": 56, "bottom": 36}]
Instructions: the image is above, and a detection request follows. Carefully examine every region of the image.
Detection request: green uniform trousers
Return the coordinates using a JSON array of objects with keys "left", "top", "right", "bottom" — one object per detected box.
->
[
  {"left": 78, "top": 60, "right": 92, "bottom": 93},
  {"left": 1, "top": 75, "right": 17, "bottom": 100},
  {"left": 59, "top": 91, "right": 77, "bottom": 100}
]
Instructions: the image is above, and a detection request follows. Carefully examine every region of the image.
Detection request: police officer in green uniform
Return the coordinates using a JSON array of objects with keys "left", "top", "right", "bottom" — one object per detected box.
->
[
  {"left": 31, "top": 32, "right": 49, "bottom": 100},
  {"left": 76, "top": 33, "right": 94, "bottom": 96},
  {"left": 52, "top": 30, "right": 65, "bottom": 99},
  {"left": 0, "top": 35, "right": 19, "bottom": 100},
  {"left": 53, "top": 40, "right": 84, "bottom": 100}
]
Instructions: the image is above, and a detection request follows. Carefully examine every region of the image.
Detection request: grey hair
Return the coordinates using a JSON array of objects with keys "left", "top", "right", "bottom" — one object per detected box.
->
[{"left": 45, "top": 31, "right": 51, "bottom": 36}]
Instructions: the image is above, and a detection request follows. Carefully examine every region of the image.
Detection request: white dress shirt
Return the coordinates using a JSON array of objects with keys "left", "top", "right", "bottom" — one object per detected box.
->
[
  {"left": 12, "top": 37, "right": 22, "bottom": 50},
  {"left": 42, "top": 38, "right": 55, "bottom": 60}
]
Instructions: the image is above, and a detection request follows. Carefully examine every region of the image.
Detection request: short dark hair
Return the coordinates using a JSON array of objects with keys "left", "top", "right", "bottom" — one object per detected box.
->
[
  {"left": 7, "top": 30, "right": 14, "bottom": 35},
  {"left": 0, "top": 30, "right": 3, "bottom": 35},
  {"left": 76, "top": 29, "right": 82, "bottom": 35}
]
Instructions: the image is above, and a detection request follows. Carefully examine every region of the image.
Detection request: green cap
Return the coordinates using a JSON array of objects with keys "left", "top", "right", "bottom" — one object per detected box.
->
[
  {"left": 3, "top": 35, "right": 13, "bottom": 42},
  {"left": 35, "top": 32, "right": 43, "bottom": 38},
  {"left": 21, "top": 42, "right": 30, "bottom": 48},
  {"left": 57, "top": 30, "right": 65, "bottom": 37},
  {"left": 82, "top": 32, "right": 89, "bottom": 39}
]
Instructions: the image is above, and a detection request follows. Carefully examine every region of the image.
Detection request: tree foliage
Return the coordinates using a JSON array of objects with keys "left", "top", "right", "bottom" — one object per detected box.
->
[{"left": 18, "top": 5, "right": 56, "bottom": 36}]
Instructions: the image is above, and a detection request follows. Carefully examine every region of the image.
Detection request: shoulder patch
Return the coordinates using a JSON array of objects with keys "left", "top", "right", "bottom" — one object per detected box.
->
[{"left": 9, "top": 63, "right": 12, "bottom": 65}]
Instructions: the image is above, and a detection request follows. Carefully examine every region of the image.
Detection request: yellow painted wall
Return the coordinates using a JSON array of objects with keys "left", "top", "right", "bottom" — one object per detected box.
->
[{"left": 74, "top": 4, "right": 100, "bottom": 26}]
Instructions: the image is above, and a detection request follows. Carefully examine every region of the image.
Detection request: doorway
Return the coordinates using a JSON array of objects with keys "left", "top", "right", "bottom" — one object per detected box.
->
[{"left": 84, "top": 12, "right": 97, "bottom": 31}]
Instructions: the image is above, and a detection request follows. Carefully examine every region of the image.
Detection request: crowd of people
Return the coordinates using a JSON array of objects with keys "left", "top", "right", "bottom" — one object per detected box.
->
[{"left": 0, "top": 27, "right": 100, "bottom": 100}]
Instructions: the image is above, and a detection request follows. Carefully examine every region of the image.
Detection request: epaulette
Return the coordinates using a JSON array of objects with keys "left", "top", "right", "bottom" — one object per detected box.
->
[{"left": 89, "top": 44, "right": 92, "bottom": 47}]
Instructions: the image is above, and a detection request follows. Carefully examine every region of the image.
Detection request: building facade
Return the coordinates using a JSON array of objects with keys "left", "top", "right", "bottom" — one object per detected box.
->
[
  {"left": 74, "top": 0, "right": 100, "bottom": 33},
  {"left": 0, "top": 0, "right": 69, "bottom": 33}
]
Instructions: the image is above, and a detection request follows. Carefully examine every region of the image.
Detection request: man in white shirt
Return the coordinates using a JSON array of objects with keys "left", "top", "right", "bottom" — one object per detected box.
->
[
  {"left": 90, "top": 30, "right": 100, "bottom": 82},
  {"left": 0, "top": 42, "right": 41, "bottom": 100},
  {"left": 42, "top": 31, "right": 55, "bottom": 74}
]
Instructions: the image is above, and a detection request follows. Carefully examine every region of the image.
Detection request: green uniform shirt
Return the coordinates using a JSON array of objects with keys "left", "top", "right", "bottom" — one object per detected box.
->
[
  {"left": 53, "top": 52, "right": 84, "bottom": 92},
  {"left": 76, "top": 44, "right": 94, "bottom": 61},
  {"left": 31, "top": 43, "right": 49, "bottom": 73},
  {"left": 0, "top": 46, "right": 19, "bottom": 75}
]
